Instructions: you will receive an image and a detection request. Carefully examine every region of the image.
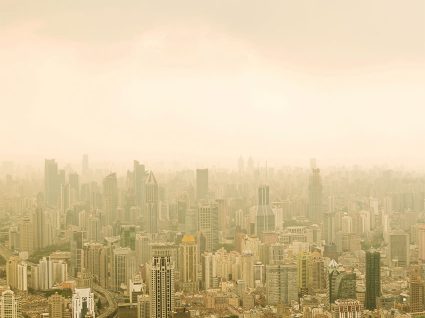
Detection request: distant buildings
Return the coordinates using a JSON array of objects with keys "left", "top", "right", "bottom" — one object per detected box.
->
[
  {"left": 196, "top": 169, "right": 208, "bottom": 201},
  {"left": 308, "top": 168, "right": 323, "bottom": 224}
]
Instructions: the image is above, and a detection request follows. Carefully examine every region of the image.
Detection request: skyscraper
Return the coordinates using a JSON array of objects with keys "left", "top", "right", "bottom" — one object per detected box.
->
[
  {"left": 308, "top": 168, "right": 323, "bottom": 224},
  {"left": 198, "top": 203, "right": 219, "bottom": 252},
  {"left": 45, "top": 159, "right": 60, "bottom": 207},
  {"left": 150, "top": 256, "right": 175, "bottom": 318},
  {"left": 179, "top": 235, "right": 198, "bottom": 292},
  {"left": 133, "top": 161, "right": 146, "bottom": 210},
  {"left": 266, "top": 263, "right": 298, "bottom": 305},
  {"left": 388, "top": 230, "right": 409, "bottom": 267},
  {"left": 417, "top": 224, "right": 425, "bottom": 261},
  {"left": 112, "top": 247, "right": 135, "bottom": 291},
  {"left": 0, "top": 289, "right": 20, "bottom": 318},
  {"left": 256, "top": 185, "right": 275, "bottom": 236},
  {"left": 410, "top": 265, "right": 425, "bottom": 313},
  {"left": 145, "top": 171, "right": 159, "bottom": 234},
  {"left": 103, "top": 173, "right": 118, "bottom": 225},
  {"left": 365, "top": 251, "right": 381, "bottom": 310},
  {"left": 70, "top": 231, "right": 84, "bottom": 277},
  {"left": 196, "top": 169, "right": 208, "bottom": 201},
  {"left": 137, "top": 294, "right": 150, "bottom": 318}
]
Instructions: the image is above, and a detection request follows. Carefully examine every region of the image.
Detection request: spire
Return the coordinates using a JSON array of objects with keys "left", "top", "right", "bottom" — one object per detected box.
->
[{"left": 146, "top": 170, "right": 157, "bottom": 185}]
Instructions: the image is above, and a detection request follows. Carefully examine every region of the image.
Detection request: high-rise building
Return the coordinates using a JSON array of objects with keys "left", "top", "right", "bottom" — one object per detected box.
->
[
  {"left": 332, "top": 299, "right": 362, "bottom": 318},
  {"left": 179, "top": 235, "right": 198, "bottom": 292},
  {"left": 83, "top": 243, "right": 107, "bottom": 288},
  {"left": 45, "top": 159, "right": 60, "bottom": 207},
  {"left": 308, "top": 168, "right": 323, "bottom": 224},
  {"left": 388, "top": 230, "right": 409, "bottom": 267},
  {"left": 309, "top": 252, "right": 326, "bottom": 294},
  {"left": 133, "top": 161, "right": 146, "bottom": 210},
  {"left": 103, "top": 173, "right": 118, "bottom": 225},
  {"left": 6, "top": 256, "right": 27, "bottom": 291},
  {"left": 297, "top": 252, "right": 310, "bottom": 297},
  {"left": 82, "top": 154, "right": 89, "bottom": 178},
  {"left": 0, "top": 289, "right": 20, "bottom": 318},
  {"left": 328, "top": 260, "right": 356, "bottom": 304},
  {"left": 365, "top": 251, "right": 381, "bottom": 310},
  {"left": 135, "top": 234, "right": 150, "bottom": 266},
  {"left": 198, "top": 203, "right": 219, "bottom": 252},
  {"left": 137, "top": 294, "right": 150, "bottom": 318},
  {"left": 48, "top": 292, "right": 68, "bottom": 318},
  {"left": 410, "top": 265, "right": 425, "bottom": 313},
  {"left": 256, "top": 185, "right": 275, "bottom": 236},
  {"left": 150, "top": 256, "right": 175, "bottom": 318},
  {"left": 417, "top": 225, "right": 425, "bottom": 262},
  {"left": 323, "top": 212, "right": 336, "bottom": 244},
  {"left": 71, "top": 288, "right": 95, "bottom": 318},
  {"left": 266, "top": 263, "right": 297, "bottom": 305},
  {"left": 70, "top": 231, "right": 84, "bottom": 278},
  {"left": 196, "top": 169, "right": 208, "bottom": 201},
  {"left": 18, "top": 217, "right": 33, "bottom": 254},
  {"left": 33, "top": 207, "right": 50, "bottom": 251},
  {"left": 145, "top": 171, "right": 159, "bottom": 234},
  {"left": 112, "top": 247, "right": 135, "bottom": 291}
]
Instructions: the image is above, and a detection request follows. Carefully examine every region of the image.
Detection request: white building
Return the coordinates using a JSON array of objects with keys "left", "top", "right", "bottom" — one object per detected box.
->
[{"left": 72, "top": 288, "right": 95, "bottom": 318}]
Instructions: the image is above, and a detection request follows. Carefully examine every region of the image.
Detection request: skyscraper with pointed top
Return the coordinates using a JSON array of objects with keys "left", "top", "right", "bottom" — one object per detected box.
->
[{"left": 145, "top": 171, "right": 159, "bottom": 234}]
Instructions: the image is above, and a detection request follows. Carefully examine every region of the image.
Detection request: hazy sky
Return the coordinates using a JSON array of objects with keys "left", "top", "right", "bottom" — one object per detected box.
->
[{"left": 1, "top": 0, "right": 424, "bottom": 168}]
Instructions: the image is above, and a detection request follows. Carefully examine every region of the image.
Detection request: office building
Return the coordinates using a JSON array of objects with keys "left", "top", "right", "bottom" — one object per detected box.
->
[
  {"left": 150, "top": 256, "right": 175, "bottom": 318},
  {"left": 266, "top": 263, "right": 297, "bottom": 305},
  {"left": 198, "top": 203, "right": 219, "bottom": 252},
  {"left": 145, "top": 171, "right": 159, "bottom": 234},
  {"left": 256, "top": 185, "right": 275, "bottom": 236},
  {"left": 179, "top": 235, "right": 198, "bottom": 292},
  {"left": 196, "top": 169, "right": 208, "bottom": 201},
  {"left": 365, "top": 251, "right": 381, "bottom": 310},
  {"left": 0, "top": 289, "right": 20, "bottom": 318},
  {"left": 308, "top": 168, "right": 323, "bottom": 224},
  {"left": 103, "top": 173, "right": 118, "bottom": 225}
]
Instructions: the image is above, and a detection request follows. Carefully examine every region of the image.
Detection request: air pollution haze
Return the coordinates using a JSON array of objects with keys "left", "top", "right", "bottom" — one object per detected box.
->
[{"left": 1, "top": 0, "right": 424, "bottom": 168}]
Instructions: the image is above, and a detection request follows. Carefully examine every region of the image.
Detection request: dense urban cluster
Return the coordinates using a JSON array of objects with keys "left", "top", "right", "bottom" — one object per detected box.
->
[{"left": 0, "top": 157, "right": 424, "bottom": 318}]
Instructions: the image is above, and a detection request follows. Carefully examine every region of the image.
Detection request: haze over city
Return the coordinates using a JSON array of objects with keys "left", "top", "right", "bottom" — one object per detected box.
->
[{"left": 1, "top": 0, "right": 424, "bottom": 167}]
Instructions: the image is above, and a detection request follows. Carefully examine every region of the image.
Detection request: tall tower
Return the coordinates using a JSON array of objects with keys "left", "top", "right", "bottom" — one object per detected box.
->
[
  {"left": 416, "top": 224, "right": 425, "bottom": 257},
  {"left": 70, "top": 231, "right": 84, "bottom": 277},
  {"left": 112, "top": 247, "right": 135, "bottom": 291},
  {"left": 308, "top": 168, "right": 323, "bottom": 224},
  {"left": 256, "top": 185, "right": 275, "bottom": 236},
  {"left": 45, "top": 159, "right": 60, "bottom": 207},
  {"left": 150, "top": 256, "right": 175, "bottom": 318},
  {"left": 133, "top": 161, "right": 146, "bottom": 210},
  {"left": 145, "top": 171, "right": 159, "bottom": 234},
  {"left": 196, "top": 169, "right": 208, "bottom": 201},
  {"left": 103, "top": 173, "right": 118, "bottom": 225},
  {"left": 365, "top": 250, "right": 381, "bottom": 310},
  {"left": 198, "top": 203, "right": 219, "bottom": 252},
  {"left": 179, "top": 235, "right": 198, "bottom": 292},
  {"left": 297, "top": 252, "right": 310, "bottom": 297}
]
